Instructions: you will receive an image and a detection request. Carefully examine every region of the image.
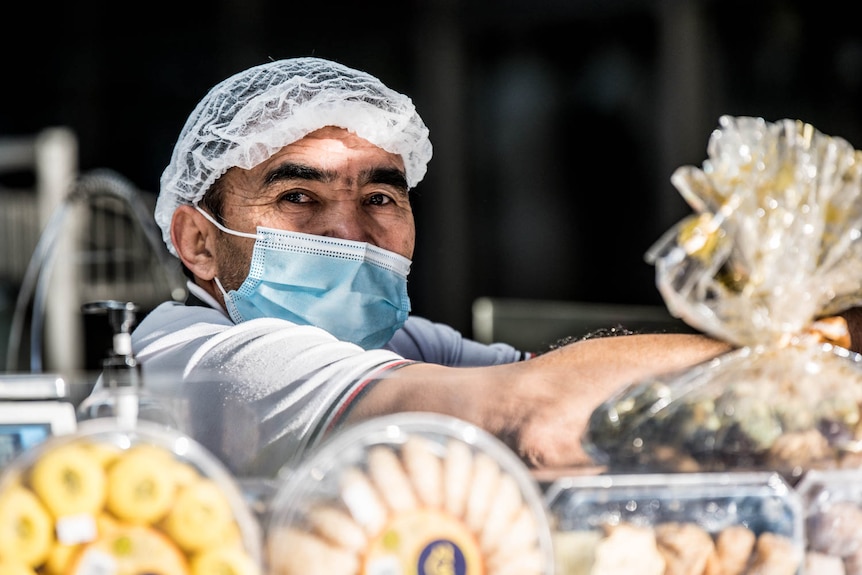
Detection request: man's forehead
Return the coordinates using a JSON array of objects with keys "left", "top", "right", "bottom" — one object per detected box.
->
[
  {"left": 258, "top": 128, "right": 406, "bottom": 172},
  {"left": 287, "top": 126, "right": 398, "bottom": 153}
]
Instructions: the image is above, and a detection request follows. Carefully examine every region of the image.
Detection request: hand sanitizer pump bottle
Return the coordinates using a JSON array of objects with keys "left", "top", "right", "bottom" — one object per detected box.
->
[{"left": 76, "top": 300, "right": 179, "bottom": 430}]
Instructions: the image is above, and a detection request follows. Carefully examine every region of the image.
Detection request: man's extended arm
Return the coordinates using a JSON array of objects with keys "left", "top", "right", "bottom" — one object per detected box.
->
[{"left": 346, "top": 332, "right": 731, "bottom": 469}]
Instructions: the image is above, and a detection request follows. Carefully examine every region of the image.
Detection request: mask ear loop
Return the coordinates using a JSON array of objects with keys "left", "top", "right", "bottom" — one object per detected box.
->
[
  {"left": 212, "top": 276, "right": 230, "bottom": 299},
  {"left": 194, "top": 205, "right": 258, "bottom": 239},
  {"left": 194, "top": 205, "right": 256, "bottom": 301}
]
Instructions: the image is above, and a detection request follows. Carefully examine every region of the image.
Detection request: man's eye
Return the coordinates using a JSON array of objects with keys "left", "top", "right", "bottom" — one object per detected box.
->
[
  {"left": 280, "top": 191, "right": 310, "bottom": 203},
  {"left": 367, "top": 193, "right": 392, "bottom": 206}
]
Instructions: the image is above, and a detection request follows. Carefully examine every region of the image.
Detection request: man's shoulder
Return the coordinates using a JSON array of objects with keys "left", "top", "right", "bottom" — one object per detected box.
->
[
  {"left": 138, "top": 300, "right": 232, "bottom": 331},
  {"left": 131, "top": 300, "right": 234, "bottom": 351},
  {"left": 135, "top": 300, "right": 363, "bottom": 353}
]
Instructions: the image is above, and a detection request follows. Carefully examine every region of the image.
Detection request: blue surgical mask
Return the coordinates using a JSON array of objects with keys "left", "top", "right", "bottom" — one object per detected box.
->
[{"left": 196, "top": 207, "right": 411, "bottom": 349}]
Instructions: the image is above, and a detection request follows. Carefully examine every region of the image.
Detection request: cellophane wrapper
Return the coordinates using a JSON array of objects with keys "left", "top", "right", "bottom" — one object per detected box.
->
[{"left": 582, "top": 115, "right": 862, "bottom": 477}]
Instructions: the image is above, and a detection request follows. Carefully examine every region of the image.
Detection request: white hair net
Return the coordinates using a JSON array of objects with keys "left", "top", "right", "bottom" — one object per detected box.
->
[{"left": 156, "top": 57, "right": 432, "bottom": 256}]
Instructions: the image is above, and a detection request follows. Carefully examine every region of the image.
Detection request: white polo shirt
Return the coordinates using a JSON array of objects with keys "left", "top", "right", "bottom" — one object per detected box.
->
[{"left": 121, "top": 282, "right": 526, "bottom": 476}]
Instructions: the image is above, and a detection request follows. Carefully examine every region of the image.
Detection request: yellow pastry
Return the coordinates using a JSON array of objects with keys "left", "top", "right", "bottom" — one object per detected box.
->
[
  {"left": 162, "top": 478, "right": 235, "bottom": 553},
  {"left": 66, "top": 523, "right": 189, "bottom": 575},
  {"left": 29, "top": 442, "right": 106, "bottom": 518},
  {"left": 0, "top": 485, "right": 54, "bottom": 567},
  {"left": 105, "top": 445, "right": 178, "bottom": 524}
]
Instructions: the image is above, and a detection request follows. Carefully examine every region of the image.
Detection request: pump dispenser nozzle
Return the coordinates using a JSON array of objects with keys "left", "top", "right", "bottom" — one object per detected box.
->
[
  {"left": 82, "top": 300, "right": 141, "bottom": 387},
  {"left": 78, "top": 300, "right": 142, "bottom": 428},
  {"left": 78, "top": 300, "right": 182, "bottom": 430}
]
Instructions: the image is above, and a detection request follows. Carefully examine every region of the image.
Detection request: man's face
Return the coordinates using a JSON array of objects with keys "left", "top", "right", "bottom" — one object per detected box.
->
[{"left": 211, "top": 126, "right": 416, "bottom": 290}]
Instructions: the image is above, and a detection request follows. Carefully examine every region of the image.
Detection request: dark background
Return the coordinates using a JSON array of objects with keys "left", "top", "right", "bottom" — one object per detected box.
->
[{"left": 3, "top": 0, "right": 861, "bottom": 339}]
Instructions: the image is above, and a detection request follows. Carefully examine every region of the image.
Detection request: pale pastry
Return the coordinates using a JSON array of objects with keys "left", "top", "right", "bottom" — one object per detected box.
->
[
  {"left": 268, "top": 527, "right": 358, "bottom": 575},
  {"left": 479, "top": 473, "right": 524, "bottom": 554},
  {"left": 401, "top": 436, "right": 443, "bottom": 509},
  {"left": 366, "top": 445, "right": 418, "bottom": 513},
  {"left": 705, "top": 524, "right": 756, "bottom": 575},
  {"left": 591, "top": 523, "right": 665, "bottom": 575},
  {"left": 488, "top": 545, "right": 545, "bottom": 575},
  {"left": 443, "top": 438, "right": 473, "bottom": 519},
  {"left": 464, "top": 453, "right": 501, "bottom": 533},
  {"left": 339, "top": 466, "right": 388, "bottom": 536},
  {"left": 655, "top": 521, "right": 715, "bottom": 575},
  {"left": 552, "top": 530, "right": 601, "bottom": 575},
  {"left": 485, "top": 504, "right": 540, "bottom": 566},
  {"left": 306, "top": 504, "right": 368, "bottom": 552},
  {"left": 804, "top": 552, "right": 846, "bottom": 575},
  {"left": 747, "top": 532, "right": 801, "bottom": 575}
]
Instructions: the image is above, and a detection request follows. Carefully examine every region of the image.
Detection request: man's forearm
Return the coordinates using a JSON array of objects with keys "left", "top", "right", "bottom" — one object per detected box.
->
[{"left": 346, "top": 332, "right": 730, "bottom": 469}]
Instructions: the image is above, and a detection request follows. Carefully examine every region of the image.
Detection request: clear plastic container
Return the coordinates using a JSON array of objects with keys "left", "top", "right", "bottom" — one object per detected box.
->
[
  {"left": 0, "top": 417, "right": 262, "bottom": 574},
  {"left": 546, "top": 471, "right": 804, "bottom": 575},
  {"left": 582, "top": 344, "right": 862, "bottom": 479},
  {"left": 266, "top": 411, "right": 554, "bottom": 575},
  {"left": 796, "top": 468, "right": 862, "bottom": 574}
]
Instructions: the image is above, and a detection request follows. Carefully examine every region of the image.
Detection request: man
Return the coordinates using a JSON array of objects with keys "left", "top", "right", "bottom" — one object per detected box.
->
[{"left": 132, "top": 56, "right": 730, "bottom": 477}]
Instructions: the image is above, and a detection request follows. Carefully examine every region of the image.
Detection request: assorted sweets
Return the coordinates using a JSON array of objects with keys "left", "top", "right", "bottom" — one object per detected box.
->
[
  {"left": 585, "top": 344, "right": 862, "bottom": 476},
  {"left": 572, "top": 115, "right": 862, "bottom": 575},
  {"left": 584, "top": 116, "right": 862, "bottom": 478},
  {"left": 0, "top": 418, "right": 262, "bottom": 575},
  {"left": 797, "top": 469, "right": 862, "bottom": 575},
  {"left": 547, "top": 472, "right": 805, "bottom": 575},
  {"left": 266, "top": 412, "right": 554, "bottom": 575},
  {"left": 1, "top": 409, "right": 851, "bottom": 575},
  {"left": 10, "top": 112, "right": 862, "bottom": 573}
]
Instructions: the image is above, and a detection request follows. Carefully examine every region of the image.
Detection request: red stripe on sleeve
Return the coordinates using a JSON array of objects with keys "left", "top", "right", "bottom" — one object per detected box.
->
[{"left": 325, "top": 359, "right": 416, "bottom": 433}]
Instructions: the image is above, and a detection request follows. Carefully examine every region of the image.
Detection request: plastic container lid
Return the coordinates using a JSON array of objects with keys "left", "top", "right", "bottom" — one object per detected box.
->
[
  {"left": 266, "top": 411, "right": 554, "bottom": 575},
  {"left": 0, "top": 417, "right": 262, "bottom": 575},
  {"left": 546, "top": 471, "right": 805, "bottom": 575}
]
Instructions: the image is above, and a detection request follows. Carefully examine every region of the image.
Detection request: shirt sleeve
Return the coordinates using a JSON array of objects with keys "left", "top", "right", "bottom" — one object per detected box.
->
[
  {"left": 385, "top": 315, "right": 531, "bottom": 366},
  {"left": 130, "top": 302, "right": 411, "bottom": 477}
]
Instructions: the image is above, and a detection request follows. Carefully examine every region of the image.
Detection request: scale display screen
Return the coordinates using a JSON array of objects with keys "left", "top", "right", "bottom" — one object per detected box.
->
[
  {"left": 0, "top": 401, "right": 77, "bottom": 469},
  {"left": 0, "top": 422, "right": 52, "bottom": 467}
]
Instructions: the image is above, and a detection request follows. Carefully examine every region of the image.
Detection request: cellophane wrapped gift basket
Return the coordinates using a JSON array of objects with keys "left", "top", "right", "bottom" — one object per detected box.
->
[{"left": 583, "top": 115, "right": 862, "bottom": 479}]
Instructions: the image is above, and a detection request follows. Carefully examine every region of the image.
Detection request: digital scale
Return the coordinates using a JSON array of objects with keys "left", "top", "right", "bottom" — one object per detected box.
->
[{"left": 0, "top": 373, "right": 78, "bottom": 469}]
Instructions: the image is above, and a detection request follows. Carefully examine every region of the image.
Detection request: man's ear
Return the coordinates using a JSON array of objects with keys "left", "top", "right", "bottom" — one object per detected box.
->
[{"left": 171, "top": 205, "right": 217, "bottom": 281}]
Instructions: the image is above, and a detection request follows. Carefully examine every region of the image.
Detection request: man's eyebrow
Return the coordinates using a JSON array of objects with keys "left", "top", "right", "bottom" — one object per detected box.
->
[
  {"left": 363, "top": 167, "right": 409, "bottom": 194},
  {"left": 265, "top": 162, "right": 330, "bottom": 184},
  {"left": 264, "top": 163, "right": 409, "bottom": 195}
]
